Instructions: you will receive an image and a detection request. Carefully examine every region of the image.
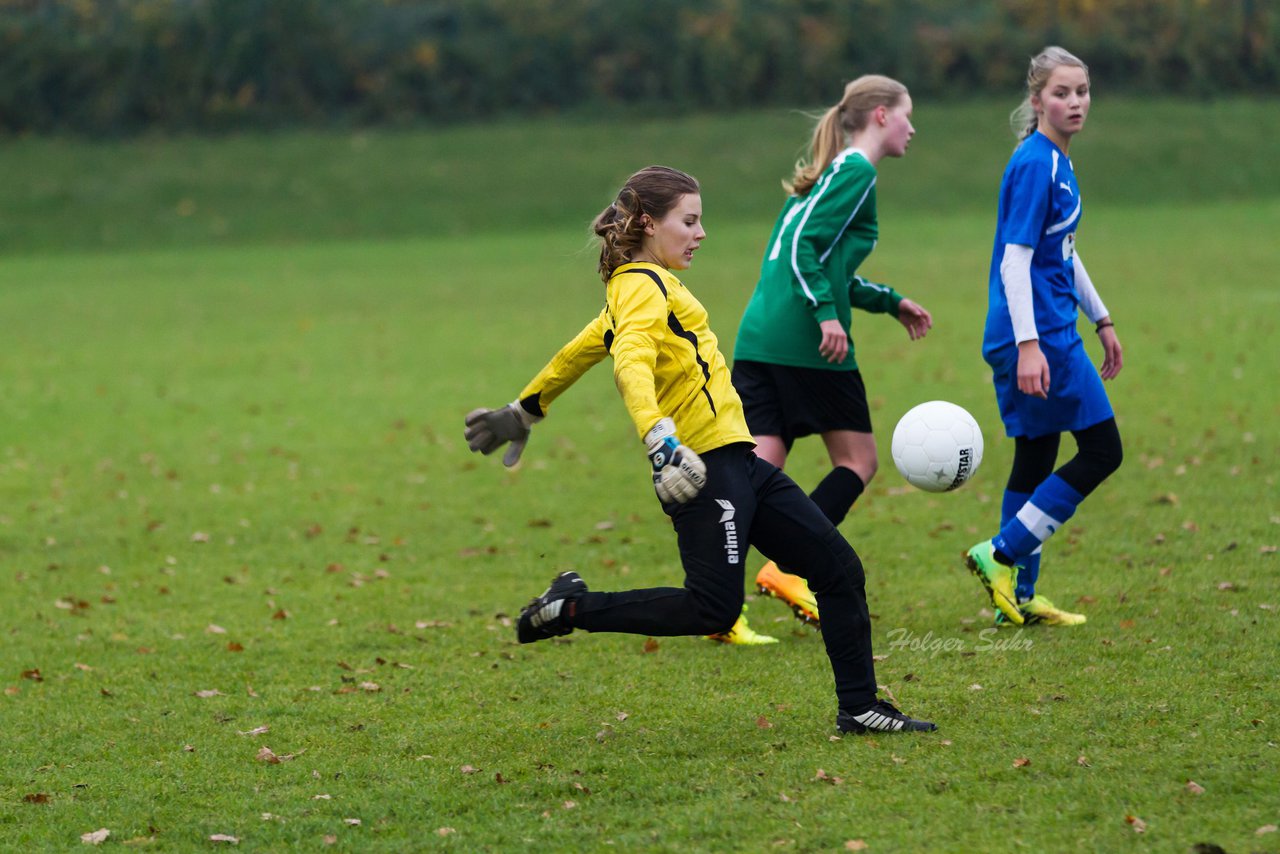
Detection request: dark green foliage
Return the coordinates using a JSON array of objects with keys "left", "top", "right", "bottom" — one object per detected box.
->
[{"left": 2, "top": 0, "right": 1277, "bottom": 135}]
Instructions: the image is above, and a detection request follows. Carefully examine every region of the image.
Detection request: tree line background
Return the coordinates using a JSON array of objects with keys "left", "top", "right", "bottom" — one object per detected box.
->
[{"left": 2, "top": 0, "right": 1276, "bottom": 136}]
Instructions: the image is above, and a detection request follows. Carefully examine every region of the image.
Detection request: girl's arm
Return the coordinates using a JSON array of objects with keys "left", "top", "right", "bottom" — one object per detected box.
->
[
  {"left": 1074, "top": 253, "right": 1123, "bottom": 379},
  {"left": 1001, "top": 243, "right": 1050, "bottom": 399}
]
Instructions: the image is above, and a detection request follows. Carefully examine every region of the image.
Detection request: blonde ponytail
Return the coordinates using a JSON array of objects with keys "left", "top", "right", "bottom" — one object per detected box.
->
[{"left": 785, "top": 75, "right": 908, "bottom": 197}]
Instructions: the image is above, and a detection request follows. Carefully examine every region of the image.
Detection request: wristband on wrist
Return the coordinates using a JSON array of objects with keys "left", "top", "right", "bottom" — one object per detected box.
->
[{"left": 1095, "top": 320, "right": 1114, "bottom": 332}]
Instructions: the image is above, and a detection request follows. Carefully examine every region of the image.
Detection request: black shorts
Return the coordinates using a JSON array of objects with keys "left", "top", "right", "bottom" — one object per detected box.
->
[{"left": 732, "top": 360, "right": 872, "bottom": 448}]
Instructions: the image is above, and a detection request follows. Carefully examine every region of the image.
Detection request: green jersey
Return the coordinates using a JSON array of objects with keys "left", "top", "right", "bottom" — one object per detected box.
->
[{"left": 734, "top": 148, "right": 903, "bottom": 371}]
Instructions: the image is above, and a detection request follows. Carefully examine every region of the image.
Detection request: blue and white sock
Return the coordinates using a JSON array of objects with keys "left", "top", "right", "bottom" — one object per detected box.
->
[
  {"left": 1001, "top": 488, "right": 1040, "bottom": 600},
  {"left": 993, "top": 474, "right": 1083, "bottom": 567}
]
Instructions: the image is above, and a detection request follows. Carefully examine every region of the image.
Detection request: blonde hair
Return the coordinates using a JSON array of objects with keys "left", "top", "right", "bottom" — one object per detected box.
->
[
  {"left": 1010, "top": 46, "right": 1089, "bottom": 142},
  {"left": 591, "top": 166, "right": 700, "bottom": 282},
  {"left": 785, "top": 74, "right": 908, "bottom": 197}
]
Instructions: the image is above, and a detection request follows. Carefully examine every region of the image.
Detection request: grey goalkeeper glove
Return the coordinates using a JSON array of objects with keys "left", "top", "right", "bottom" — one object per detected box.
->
[
  {"left": 644, "top": 417, "right": 707, "bottom": 504},
  {"left": 464, "top": 400, "right": 541, "bottom": 467}
]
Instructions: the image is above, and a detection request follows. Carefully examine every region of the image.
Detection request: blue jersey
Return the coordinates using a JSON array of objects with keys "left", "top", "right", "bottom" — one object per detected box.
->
[{"left": 983, "top": 132, "right": 1083, "bottom": 355}]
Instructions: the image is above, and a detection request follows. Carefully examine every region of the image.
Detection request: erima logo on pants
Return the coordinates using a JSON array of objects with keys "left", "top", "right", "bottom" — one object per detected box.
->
[{"left": 716, "top": 499, "right": 739, "bottom": 565}]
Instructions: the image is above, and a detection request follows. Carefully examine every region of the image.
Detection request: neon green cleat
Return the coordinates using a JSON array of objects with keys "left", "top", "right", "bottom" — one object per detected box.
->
[
  {"left": 706, "top": 605, "right": 779, "bottom": 645},
  {"left": 994, "top": 594, "right": 1087, "bottom": 627},
  {"left": 964, "top": 540, "right": 1023, "bottom": 626}
]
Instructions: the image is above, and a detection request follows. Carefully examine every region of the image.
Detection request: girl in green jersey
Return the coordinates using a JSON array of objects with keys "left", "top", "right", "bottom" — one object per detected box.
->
[{"left": 718, "top": 75, "right": 933, "bottom": 643}]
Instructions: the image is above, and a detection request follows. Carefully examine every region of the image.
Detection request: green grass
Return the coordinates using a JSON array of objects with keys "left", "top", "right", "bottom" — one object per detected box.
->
[
  {"left": 2, "top": 102, "right": 1279, "bottom": 850},
  {"left": 4, "top": 97, "right": 1280, "bottom": 255}
]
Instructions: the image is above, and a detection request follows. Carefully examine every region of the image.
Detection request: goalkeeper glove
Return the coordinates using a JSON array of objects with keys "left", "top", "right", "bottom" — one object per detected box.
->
[
  {"left": 644, "top": 417, "right": 707, "bottom": 504},
  {"left": 464, "top": 400, "right": 541, "bottom": 467}
]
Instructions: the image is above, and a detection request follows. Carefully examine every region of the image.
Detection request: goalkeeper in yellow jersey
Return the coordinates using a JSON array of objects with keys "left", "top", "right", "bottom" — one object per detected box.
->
[{"left": 464, "top": 165, "right": 933, "bottom": 735}]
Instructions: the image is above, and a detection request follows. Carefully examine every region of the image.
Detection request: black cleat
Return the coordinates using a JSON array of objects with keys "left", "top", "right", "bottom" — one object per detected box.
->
[
  {"left": 517, "top": 571, "right": 587, "bottom": 644},
  {"left": 836, "top": 700, "right": 937, "bottom": 734}
]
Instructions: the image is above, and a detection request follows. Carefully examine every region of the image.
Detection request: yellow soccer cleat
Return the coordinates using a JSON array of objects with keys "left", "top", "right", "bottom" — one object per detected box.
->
[
  {"left": 706, "top": 604, "right": 778, "bottom": 645},
  {"left": 755, "top": 561, "right": 820, "bottom": 628},
  {"left": 964, "top": 540, "right": 1023, "bottom": 625},
  {"left": 1002, "top": 594, "right": 1087, "bottom": 627}
]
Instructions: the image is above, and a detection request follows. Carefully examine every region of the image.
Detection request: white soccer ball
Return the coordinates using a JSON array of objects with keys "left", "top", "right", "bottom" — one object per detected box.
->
[{"left": 890, "top": 401, "right": 984, "bottom": 493}]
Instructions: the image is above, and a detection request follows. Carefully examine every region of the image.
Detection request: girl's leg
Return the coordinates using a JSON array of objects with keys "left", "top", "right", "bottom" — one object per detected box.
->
[
  {"left": 569, "top": 447, "right": 755, "bottom": 637},
  {"left": 744, "top": 455, "right": 877, "bottom": 711},
  {"left": 812, "top": 429, "right": 875, "bottom": 526},
  {"left": 1004, "top": 433, "right": 1060, "bottom": 600},
  {"left": 994, "top": 418, "right": 1123, "bottom": 565}
]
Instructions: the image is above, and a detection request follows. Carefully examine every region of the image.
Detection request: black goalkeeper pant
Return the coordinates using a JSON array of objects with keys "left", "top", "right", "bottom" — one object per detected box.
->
[{"left": 572, "top": 442, "right": 877, "bottom": 711}]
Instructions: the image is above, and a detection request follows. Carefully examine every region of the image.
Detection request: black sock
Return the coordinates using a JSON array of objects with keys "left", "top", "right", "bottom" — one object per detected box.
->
[{"left": 808, "top": 467, "right": 865, "bottom": 526}]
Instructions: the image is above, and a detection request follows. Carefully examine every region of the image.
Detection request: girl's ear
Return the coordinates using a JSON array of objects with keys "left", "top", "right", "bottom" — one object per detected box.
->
[
  {"left": 874, "top": 105, "right": 888, "bottom": 127},
  {"left": 641, "top": 215, "right": 655, "bottom": 235}
]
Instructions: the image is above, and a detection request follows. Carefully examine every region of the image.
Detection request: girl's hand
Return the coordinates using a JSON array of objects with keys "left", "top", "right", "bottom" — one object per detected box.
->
[
  {"left": 1097, "top": 324, "right": 1123, "bottom": 379},
  {"left": 896, "top": 298, "right": 933, "bottom": 341},
  {"left": 818, "top": 319, "right": 850, "bottom": 363},
  {"left": 1017, "top": 340, "right": 1050, "bottom": 399}
]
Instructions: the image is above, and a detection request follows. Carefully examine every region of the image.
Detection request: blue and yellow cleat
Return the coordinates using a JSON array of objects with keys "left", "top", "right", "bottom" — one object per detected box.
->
[{"left": 964, "top": 540, "right": 1023, "bottom": 626}]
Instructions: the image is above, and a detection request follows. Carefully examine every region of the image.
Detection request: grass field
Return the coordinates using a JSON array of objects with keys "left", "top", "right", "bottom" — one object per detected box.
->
[{"left": 2, "top": 100, "right": 1278, "bottom": 851}]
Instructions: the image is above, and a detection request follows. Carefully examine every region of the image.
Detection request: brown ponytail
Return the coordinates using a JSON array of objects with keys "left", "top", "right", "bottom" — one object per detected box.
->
[{"left": 591, "top": 166, "right": 700, "bottom": 282}]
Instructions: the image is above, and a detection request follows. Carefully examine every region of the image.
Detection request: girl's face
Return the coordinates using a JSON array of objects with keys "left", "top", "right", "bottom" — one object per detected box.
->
[
  {"left": 1034, "top": 65, "right": 1090, "bottom": 146},
  {"left": 639, "top": 193, "right": 705, "bottom": 271},
  {"left": 879, "top": 95, "right": 915, "bottom": 158}
]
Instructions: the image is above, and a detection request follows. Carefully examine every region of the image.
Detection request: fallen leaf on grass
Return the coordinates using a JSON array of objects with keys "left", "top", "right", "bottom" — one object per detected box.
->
[
  {"left": 562, "top": 800, "right": 577, "bottom": 810},
  {"left": 194, "top": 690, "right": 225, "bottom": 698},
  {"left": 460, "top": 765, "right": 480, "bottom": 774},
  {"left": 1257, "top": 824, "right": 1278, "bottom": 836},
  {"left": 1077, "top": 756, "right": 1090, "bottom": 766},
  {"left": 256, "top": 746, "right": 303, "bottom": 763},
  {"left": 343, "top": 818, "right": 361, "bottom": 826},
  {"left": 74, "top": 663, "right": 93, "bottom": 672},
  {"left": 207, "top": 624, "right": 227, "bottom": 634},
  {"left": 814, "top": 769, "right": 843, "bottom": 785},
  {"left": 1125, "top": 815, "right": 1147, "bottom": 833},
  {"left": 208, "top": 834, "right": 239, "bottom": 843},
  {"left": 238, "top": 726, "right": 270, "bottom": 736},
  {"left": 1185, "top": 780, "right": 1205, "bottom": 795},
  {"left": 642, "top": 638, "right": 660, "bottom": 653},
  {"left": 80, "top": 828, "right": 110, "bottom": 844},
  {"left": 756, "top": 715, "right": 773, "bottom": 729},
  {"left": 23, "top": 793, "right": 50, "bottom": 804},
  {"left": 323, "top": 835, "right": 337, "bottom": 845},
  {"left": 1012, "top": 758, "right": 1031, "bottom": 768},
  {"left": 312, "top": 794, "right": 332, "bottom": 800},
  {"left": 21, "top": 669, "right": 43, "bottom": 682},
  {"left": 845, "top": 842, "right": 869, "bottom": 851},
  {"left": 436, "top": 827, "right": 456, "bottom": 836}
]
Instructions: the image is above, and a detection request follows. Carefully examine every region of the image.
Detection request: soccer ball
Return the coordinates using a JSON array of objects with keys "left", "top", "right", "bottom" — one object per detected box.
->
[{"left": 890, "top": 401, "right": 984, "bottom": 493}]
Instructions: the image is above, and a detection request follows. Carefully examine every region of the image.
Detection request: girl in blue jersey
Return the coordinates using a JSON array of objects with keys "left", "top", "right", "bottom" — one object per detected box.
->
[
  {"left": 964, "top": 47, "right": 1124, "bottom": 626},
  {"left": 465, "top": 166, "right": 934, "bottom": 734}
]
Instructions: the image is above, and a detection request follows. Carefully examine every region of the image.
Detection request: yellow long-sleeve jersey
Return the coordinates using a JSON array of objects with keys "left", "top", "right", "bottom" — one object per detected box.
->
[{"left": 517, "top": 263, "right": 753, "bottom": 454}]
